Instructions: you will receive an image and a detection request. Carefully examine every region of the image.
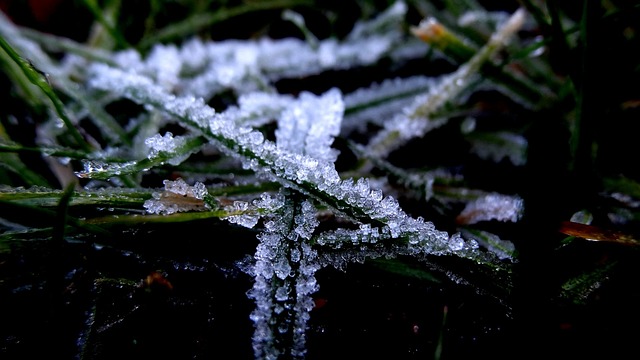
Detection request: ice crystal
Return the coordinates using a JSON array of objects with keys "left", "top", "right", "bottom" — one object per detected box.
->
[
  {"left": 342, "top": 75, "right": 436, "bottom": 134},
  {"left": 143, "top": 178, "right": 208, "bottom": 215},
  {"left": 457, "top": 193, "right": 524, "bottom": 225},
  {"left": 570, "top": 210, "right": 594, "bottom": 225},
  {"left": 88, "top": 59, "right": 498, "bottom": 254},
  {"left": 76, "top": 159, "right": 138, "bottom": 179},
  {"left": 468, "top": 131, "right": 528, "bottom": 166},
  {"left": 248, "top": 194, "right": 320, "bottom": 359},
  {"left": 233, "top": 92, "right": 295, "bottom": 127},
  {"left": 458, "top": 10, "right": 511, "bottom": 34},
  {"left": 275, "top": 88, "right": 343, "bottom": 162},
  {"left": 144, "top": 132, "right": 192, "bottom": 165},
  {"left": 364, "top": 7, "right": 527, "bottom": 160},
  {"left": 224, "top": 193, "right": 285, "bottom": 229},
  {"left": 347, "top": 0, "right": 407, "bottom": 41},
  {"left": 460, "top": 229, "right": 517, "bottom": 261},
  {"left": 87, "top": 1, "right": 411, "bottom": 104}
]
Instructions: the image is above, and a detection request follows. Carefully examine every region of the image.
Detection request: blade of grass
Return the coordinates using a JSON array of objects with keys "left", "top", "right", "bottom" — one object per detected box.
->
[
  {"left": 0, "top": 187, "right": 152, "bottom": 208},
  {"left": 411, "top": 12, "right": 550, "bottom": 108},
  {"left": 52, "top": 182, "right": 76, "bottom": 242},
  {"left": 76, "top": 135, "right": 209, "bottom": 180},
  {"left": 434, "top": 305, "right": 448, "bottom": 360},
  {"left": 0, "top": 142, "right": 92, "bottom": 160},
  {"left": 0, "top": 41, "right": 45, "bottom": 108},
  {"left": 81, "top": 0, "right": 130, "bottom": 49},
  {"left": 136, "top": 0, "right": 314, "bottom": 50},
  {"left": 560, "top": 260, "right": 618, "bottom": 305},
  {"left": 0, "top": 35, "right": 93, "bottom": 152},
  {"left": 19, "top": 27, "right": 117, "bottom": 65},
  {"left": 0, "top": 123, "right": 51, "bottom": 187},
  {"left": 368, "top": 258, "right": 442, "bottom": 283},
  {"left": 0, "top": 199, "right": 111, "bottom": 236},
  {"left": 0, "top": 12, "right": 130, "bottom": 145},
  {"left": 569, "top": 0, "right": 596, "bottom": 181}
]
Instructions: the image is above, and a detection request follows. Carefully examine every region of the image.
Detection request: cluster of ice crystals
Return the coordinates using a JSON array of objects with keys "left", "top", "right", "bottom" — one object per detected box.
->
[
  {"left": 163, "top": 178, "right": 191, "bottom": 196},
  {"left": 144, "top": 132, "right": 186, "bottom": 163},
  {"left": 85, "top": 0, "right": 411, "bottom": 104},
  {"left": 457, "top": 193, "right": 524, "bottom": 224},
  {"left": 317, "top": 229, "right": 475, "bottom": 271},
  {"left": 90, "top": 47, "right": 492, "bottom": 261},
  {"left": 255, "top": 192, "right": 286, "bottom": 211},
  {"left": 112, "top": 49, "right": 143, "bottom": 72},
  {"left": 364, "top": 8, "right": 527, "bottom": 161},
  {"left": 458, "top": 10, "right": 512, "bottom": 33},
  {"left": 75, "top": 159, "right": 139, "bottom": 178},
  {"left": 468, "top": 131, "right": 528, "bottom": 166},
  {"left": 225, "top": 200, "right": 262, "bottom": 228},
  {"left": 448, "top": 232, "right": 466, "bottom": 251},
  {"left": 191, "top": 182, "right": 208, "bottom": 199},
  {"left": 364, "top": 70, "right": 478, "bottom": 159},
  {"left": 461, "top": 229, "right": 516, "bottom": 260},
  {"left": 253, "top": 0, "right": 407, "bottom": 78},
  {"left": 275, "top": 88, "right": 343, "bottom": 162},
  {"left": 248, "top": 196, "right": 320, "bottom": 359},
  {"left": 145, "top": 45, "right": 181, "bottom": 90},
  {"left": 342, "top": 75, "right": 436, "bottom": 133},
  {"left": 143, "top": 178, "right": 208, "bottom": 215},
  {"left": 224, "top": 193, "right": 285, "bottom": 229},
  {"left": 313, "top": 210, "right": 474, "bottom": 264},
  {"left": 294, "top": 201, "right": 320, "bottom": 239},
  {"left": 347, "top": 0, "right": 407, "bottom": 40},
  {"left": 232, "top": 92, "right": 295, "bottom": 127}
]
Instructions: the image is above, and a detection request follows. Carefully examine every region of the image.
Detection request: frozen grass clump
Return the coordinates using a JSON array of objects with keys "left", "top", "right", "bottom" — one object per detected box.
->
[{"left": 4, "top": 1, "right": 638, "bottom": 358}]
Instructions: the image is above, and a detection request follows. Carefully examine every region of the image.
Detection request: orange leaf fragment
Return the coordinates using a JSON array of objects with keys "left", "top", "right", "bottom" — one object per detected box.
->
[{"left": 558, "top": 221, "right": 640, "bottom": 246}]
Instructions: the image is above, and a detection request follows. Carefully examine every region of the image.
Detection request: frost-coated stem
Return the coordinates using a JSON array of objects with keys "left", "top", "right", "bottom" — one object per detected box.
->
[
  {"left": 0, "top": 12, "right": 128, "bottom": 144},
  {"left": 363, "top": 7, "right": 528, "bottom": 165},
  {"left": 248, "top": 193, "right": 320, "bottom": 359},
  {"left": 87, "top": 64, "right": 495, "bottom": 264}
]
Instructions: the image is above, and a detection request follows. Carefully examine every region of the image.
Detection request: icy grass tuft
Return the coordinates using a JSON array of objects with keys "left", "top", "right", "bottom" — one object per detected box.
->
[
  {"left": 72, "top": 3, "right": 530, "bottom": 357},
  {"left": 248, "top": 195, "right": 320, "bottom": 359}
]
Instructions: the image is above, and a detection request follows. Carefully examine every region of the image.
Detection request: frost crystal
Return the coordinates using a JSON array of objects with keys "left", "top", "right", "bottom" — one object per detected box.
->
[
  {"left": 143, "top": 178, "right": 208, "bottom": 215},
  {"left": 342, "top": 75, "right": 436, "bottom": 134},
  {"left": 82, "top": 0, "right": 410, "bottom": 103},
  {"left": 448, "top": 233, "right": 465, "bottom": 251},
  {"left": 461, "top": 229, "right": 516, "bottom": 260},
  {"left": 223, "top": 193, "right": 285, "bottom": 229},
  {"left": 248, "top": 195, "right": 320, "bottom": 359},
  {"left": 233, "top": 92, "right": 295, "bottom": 127},
  {"left": 363, "top": 7, "right": 527, "bottom": 162},
  {"left": 347, "top": 1, "right": 407, "bottom": 40},
  {"left": 457, "top": 193, "right": 524, "bottom": 224},
  {"left": 468, "top": 131, "right": 528, "bottom": 166},
  {"left": 276, "top": 88, "right": 344, "bottom": 162},
  {"left": 143, "top": 132, "right": 193, "bottom": 165},
  {"left": 88, "top": 27, "right": 511, "bottom": 266}
]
